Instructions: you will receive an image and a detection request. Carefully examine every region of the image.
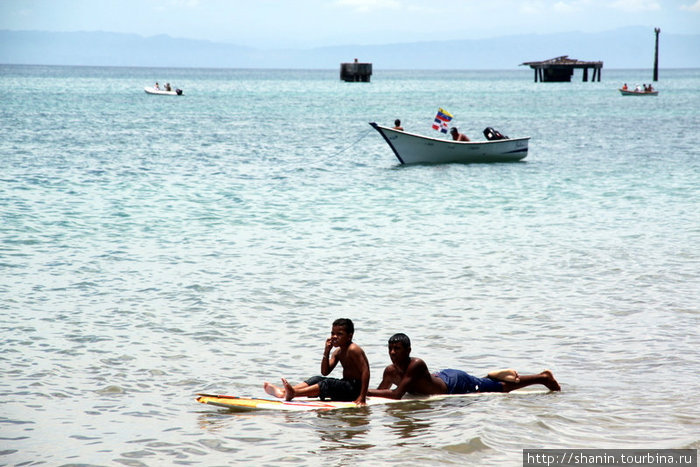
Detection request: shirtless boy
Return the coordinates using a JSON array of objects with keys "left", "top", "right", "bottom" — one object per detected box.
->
[
  {"left": 263, "top": 318, "right": 370, "bottom": 406},
  {"left": 367, "top": 333, "right": 560, "bottom": 399}
]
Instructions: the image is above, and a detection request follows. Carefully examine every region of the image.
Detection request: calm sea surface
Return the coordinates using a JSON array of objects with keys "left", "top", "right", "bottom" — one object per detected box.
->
[{"left": 1, "top": 65, "right": 698, "bottom": 466}]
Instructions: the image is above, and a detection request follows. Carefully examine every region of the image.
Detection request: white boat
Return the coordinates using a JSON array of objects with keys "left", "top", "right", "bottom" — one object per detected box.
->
[
  {"left": 370, "top": 123, "right": 529, "bottom": 165},
  {"left": 144, "top": 86, "right": 183, "bottom": 96},
  {"left": 619, "top": 88, "right": 658, "bottom": 96}
]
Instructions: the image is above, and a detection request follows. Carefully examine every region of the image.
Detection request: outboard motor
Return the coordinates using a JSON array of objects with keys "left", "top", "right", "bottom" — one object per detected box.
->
[
  {"left": 483, "top": 127, "right": 508, "bottom": 140},
  {"left": 176, "top": 89, "right": 183, "bottom": 95}
]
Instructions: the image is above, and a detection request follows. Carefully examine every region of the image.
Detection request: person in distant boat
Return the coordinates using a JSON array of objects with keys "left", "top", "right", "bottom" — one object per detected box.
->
[
  {"left": 165, "top": 83, "right": 172, "bottom": 92},
  {"left": 264, "top": 318, "right": 370, "bottom": 406},
  {"left": 635, "top": 85, "right": 642, "bottom": 92},
  {"left": 367, "top": 333, "right": 561, "bottom": 400},
  {"left": 622, "top": 83, "right": 628, "bottom": 91},
  {"left": 154, "top": 82, "right": 160, "bottom": 90},
  {"left": 393, "top": 119, "right": 404, "bottom": 131},
  {"left": 450, "top": 127, "right": 470, "bottom": 142}
]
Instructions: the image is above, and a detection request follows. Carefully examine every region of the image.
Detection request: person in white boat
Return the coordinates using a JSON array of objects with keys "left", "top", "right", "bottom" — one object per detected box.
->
[
  {"left": 154, "top": 82, "right": 160, "bottom": 90},
  {"left": 165, "top": 83, "right": 172, "bottom": 92},
  {"left": 367, "top": 333, "right": 561, "bottom": 399},
  {"left": 392, "top": 119, "right": 404, "bottom": 131},
  {"left": 450, "top": 127, "right": 470, "bottom": 142}
]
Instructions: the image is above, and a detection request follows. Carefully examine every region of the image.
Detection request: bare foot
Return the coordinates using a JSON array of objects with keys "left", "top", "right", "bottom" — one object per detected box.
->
[
  {"left": 541, "top": 370, "right": 561, "bottom": 391},
  {"left": 282, "top": 378, "right": 296, "bottom": 401},
  {"left": 263, "top": 381, "right": 285, "bottom": 398}
]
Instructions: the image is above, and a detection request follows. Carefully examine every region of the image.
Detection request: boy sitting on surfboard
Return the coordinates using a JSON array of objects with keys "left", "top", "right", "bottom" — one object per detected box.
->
[
  {"left": 264, "top": 318, "right": 371, "bottom": 406},
  {"left": 367, "top": 333, "right": 561, "bottom": 399}
]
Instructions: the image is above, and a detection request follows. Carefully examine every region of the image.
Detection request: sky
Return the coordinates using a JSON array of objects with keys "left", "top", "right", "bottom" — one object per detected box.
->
[{"left": 1, "top": 0, "right": 699, "bottom": 48}]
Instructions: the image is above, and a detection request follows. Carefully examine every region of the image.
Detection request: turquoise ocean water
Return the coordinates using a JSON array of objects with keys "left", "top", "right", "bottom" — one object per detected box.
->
[{"left": 1, "top": 65, "right": 698, "bottom": 465}]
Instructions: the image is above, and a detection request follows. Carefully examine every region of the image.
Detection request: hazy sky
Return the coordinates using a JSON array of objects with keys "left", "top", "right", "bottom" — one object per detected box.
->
[{"left": 1, "top": 0, "right": 699, "bottom": 48}]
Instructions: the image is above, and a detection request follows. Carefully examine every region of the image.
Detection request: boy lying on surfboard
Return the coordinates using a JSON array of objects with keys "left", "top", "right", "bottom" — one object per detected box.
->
[
  {"left": 367, "top": 333, "right": 561, "bottom": 399},
  {"left": 264, "top": 318, "right": 371, "bottom": 406}
]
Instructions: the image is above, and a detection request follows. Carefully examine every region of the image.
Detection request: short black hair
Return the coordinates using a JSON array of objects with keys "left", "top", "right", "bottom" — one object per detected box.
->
[
  {"left": 394, "top": 119, "right": 401, "bottom": 126},
  {"left": 388, "top": 333, "right": 410, "bottom": 348},
  {"left": 333, "top": 318, "right": 354, "bottom": 335},
  {"left": 450, "top": 127, "right": 458, "bottom": 133}
]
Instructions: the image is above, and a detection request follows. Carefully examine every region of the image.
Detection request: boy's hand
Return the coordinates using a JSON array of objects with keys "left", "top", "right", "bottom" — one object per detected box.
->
[
  {"left": 353, "top": 397, "right": 367, "bottom": 406},
  {"left": 325, "top": 337, "right": 334, "bottom": 352}
]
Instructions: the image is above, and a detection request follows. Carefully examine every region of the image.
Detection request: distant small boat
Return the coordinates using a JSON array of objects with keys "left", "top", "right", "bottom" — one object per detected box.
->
[
  {"left": 144, "top": 86, "right": 183, "bottom": 96},
  {"left": 370, "top": 123, "right": 529, "bottom": 165},
  {"left": 619, "top": 89, "right": 658, "bottom": 96}
]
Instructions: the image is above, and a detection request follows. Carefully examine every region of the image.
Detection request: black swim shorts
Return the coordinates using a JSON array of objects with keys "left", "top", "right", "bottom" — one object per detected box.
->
[{"left": 304, "top": 375, "right": 361, "bottom": 401}]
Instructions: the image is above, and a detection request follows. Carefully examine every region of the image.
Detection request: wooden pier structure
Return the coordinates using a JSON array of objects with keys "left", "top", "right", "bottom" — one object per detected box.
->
[
  {"left": 521, "top": 56, "right": 603, "bottom": 82},
  {"left": 340, "top": 59, "right": 372, "bottom": 82}
]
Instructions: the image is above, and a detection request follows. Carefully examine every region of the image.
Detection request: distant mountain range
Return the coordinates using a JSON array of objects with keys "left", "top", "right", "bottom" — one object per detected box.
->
[{"left": 1, "top": 27, "right": 698, "bottom": 70}]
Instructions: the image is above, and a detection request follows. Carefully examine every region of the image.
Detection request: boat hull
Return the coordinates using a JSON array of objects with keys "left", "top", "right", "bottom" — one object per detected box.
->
[
  {"left": 619, "top": 89, "right": 658, "bottom": 96},
  {"left": 370, "top": 123, "right": 529, "bottom": 165},
  {"left": 144, "top": 87, "right": 182, "bottom": 96}
]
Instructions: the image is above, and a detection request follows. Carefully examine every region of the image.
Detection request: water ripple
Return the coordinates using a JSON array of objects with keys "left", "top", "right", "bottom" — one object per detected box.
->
[{"left": 1, "top": 65, "right": 698, "bottom": 466}]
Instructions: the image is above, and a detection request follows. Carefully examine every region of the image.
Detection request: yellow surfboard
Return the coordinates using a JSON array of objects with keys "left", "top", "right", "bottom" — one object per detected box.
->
[{"left": 196, "top": 389, "right": 549, "bottom": 412}]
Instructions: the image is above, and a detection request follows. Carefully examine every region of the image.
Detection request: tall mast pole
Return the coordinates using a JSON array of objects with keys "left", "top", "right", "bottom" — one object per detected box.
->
[{"left": 653, "top": 28, "right": 660, "bottom": 82}]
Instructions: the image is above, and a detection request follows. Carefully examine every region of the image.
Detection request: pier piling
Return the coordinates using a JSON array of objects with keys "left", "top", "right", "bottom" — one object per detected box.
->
[
  {"left": 653, "top": 28, "right": 660, "bottom": 82},
  {"left": 340, "top": 59, "right": 372, "bottom": 82}
]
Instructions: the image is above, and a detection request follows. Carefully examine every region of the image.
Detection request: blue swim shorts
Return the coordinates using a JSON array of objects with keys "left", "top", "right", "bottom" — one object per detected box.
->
[
  {"left": 434, "top": 369, "right": 504, "bottom": 394},
  {"left": 304, "top": 375, "right": 361, "bottom": 401}
]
